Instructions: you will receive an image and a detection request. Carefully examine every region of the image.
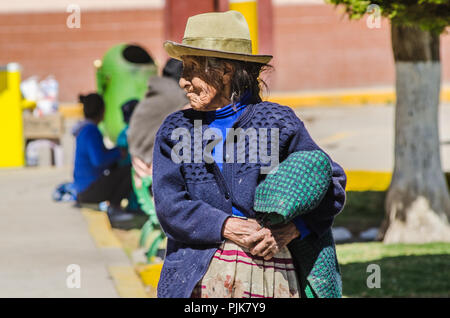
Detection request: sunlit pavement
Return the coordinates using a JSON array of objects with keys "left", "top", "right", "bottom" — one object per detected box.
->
[
  {"left": 0, "top": 166, "right": 120, "bottom": 297},
  {"left": 295, "top": 103, "right": 450, "bottom": 172}
]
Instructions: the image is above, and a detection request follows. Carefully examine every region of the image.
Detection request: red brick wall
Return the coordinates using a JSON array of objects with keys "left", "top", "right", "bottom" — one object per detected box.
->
[
  {"left": 0, "top": 9, "right": 166, "bottom": 102},
  {"left": 271, "top": 4, "right": 450, "bottom": 91},
  {"left": 164, "top": 0, "right": 216, "bottom": 42},
  {"left": 1, "top": 5, "right": 449, "bottom": 102}
]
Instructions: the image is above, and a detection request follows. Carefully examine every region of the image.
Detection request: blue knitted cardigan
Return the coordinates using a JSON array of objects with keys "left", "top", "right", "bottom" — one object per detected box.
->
[{"left": 152, "top": 101, "right": 347, "bottom": 298}]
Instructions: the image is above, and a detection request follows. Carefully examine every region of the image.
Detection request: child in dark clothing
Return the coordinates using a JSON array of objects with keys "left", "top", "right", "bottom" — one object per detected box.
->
[{"left": 73, "top": 93, "right": 133, "bottom": 222}]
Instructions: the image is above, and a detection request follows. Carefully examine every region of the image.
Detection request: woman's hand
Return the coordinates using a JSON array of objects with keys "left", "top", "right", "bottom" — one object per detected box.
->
[
  {"left": 132, "top": 156, "right": 152, "bottom": 188},
  {"left": 247, "top": 222, "right": 300, "bottom": 260},
  {"left": 222, "top": 217, "right": 263, "bottom": 249}
]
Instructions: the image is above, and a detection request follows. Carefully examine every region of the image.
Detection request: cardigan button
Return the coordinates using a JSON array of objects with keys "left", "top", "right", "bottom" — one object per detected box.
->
[{"left": 225, "top": 193, "right": 231, "bottom": 200}]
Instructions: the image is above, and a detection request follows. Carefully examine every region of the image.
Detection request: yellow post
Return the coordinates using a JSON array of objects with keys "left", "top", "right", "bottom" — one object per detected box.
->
[
  {"left": 0, "top": 63, "right": 25, "bottom": 167},
  {"left": 229, "top": 0, "right": 259, "bottom": 54}
]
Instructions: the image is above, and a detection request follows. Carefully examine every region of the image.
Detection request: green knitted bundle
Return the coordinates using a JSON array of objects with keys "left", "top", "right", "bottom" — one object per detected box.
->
[{"left": 254, "top": 150, "right": 332, "bottom": 225}]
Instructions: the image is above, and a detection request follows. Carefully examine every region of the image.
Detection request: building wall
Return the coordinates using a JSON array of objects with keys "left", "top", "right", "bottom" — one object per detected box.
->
[
  {"left": 1, "top": 2, "right": 449, "bottom": 101},
  {"left": 0, "top": 9, "right": 166, "bottom": 102},
  {"left": 272, "top": 4, "right": 395, "bottom": 91},
  {"left": 271, "top": 3, "right": 450, "bottom": 92}
]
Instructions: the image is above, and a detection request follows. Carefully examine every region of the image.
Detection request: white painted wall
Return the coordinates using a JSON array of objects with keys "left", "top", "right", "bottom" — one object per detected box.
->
[
  {"left": 0, "top": 0, "right": 328, "bottom": 14},
  {"left": 272, "top": 0, "right": 325, "bottom": 5},
  {"left": 0, "top": 0, "right": 164, "bottom": 13}
]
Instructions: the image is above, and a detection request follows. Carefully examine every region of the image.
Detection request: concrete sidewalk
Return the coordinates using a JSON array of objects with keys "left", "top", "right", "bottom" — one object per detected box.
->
[{"left": 0, "top": 166, "right": 130, "bottom": 297}]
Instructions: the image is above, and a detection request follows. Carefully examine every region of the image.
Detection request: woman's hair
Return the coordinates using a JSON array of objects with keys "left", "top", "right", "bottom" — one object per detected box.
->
[
  {"left": 79, "top": 93, "right": 105, "bottom": 120},
  {"left": 163, "top": 58, "right": 183, "bottom": 82},
  {"left": 194, "top": 56, "right": 272, "bottom": 105}
]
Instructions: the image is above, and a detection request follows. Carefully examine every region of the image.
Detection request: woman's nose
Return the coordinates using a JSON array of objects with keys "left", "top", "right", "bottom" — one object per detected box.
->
[{"left": 179, "top": 77, "right": 189, "bottom": 89}]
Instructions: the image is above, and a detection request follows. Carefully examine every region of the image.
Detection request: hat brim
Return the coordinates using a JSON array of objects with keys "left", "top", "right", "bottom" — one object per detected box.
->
[{"left": 164, "top": 40, "right": 273, "bottom": 64}]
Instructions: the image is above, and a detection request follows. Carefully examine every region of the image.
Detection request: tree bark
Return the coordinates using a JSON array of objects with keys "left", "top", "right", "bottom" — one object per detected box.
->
[{"left": 378, "top": 23, "right": 450, "bottom": 243}]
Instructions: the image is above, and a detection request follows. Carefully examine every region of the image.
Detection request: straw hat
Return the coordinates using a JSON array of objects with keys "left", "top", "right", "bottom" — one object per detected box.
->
[{"left": 164, "top": 10, "right": 272, "bottom": 64}]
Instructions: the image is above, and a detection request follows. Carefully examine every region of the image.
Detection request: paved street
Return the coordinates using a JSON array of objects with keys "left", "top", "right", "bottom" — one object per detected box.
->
[{"left": 295, "top": 103, "right": 450, "bottom": 172}]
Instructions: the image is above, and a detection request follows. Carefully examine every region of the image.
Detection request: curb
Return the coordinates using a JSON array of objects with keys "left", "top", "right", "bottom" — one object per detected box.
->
[
  {"left": 81, "top": 209, "right": 122, "bottom": 248},
  {"left": 266, "top": 90, "right": 396, "bottom": 108},
  {"left": 108, "top": 265, "right": 149, "bottom": 298},
  {"left": 266, "top": 86, "right": 450, "bottom": 108},
  {"left": 136, "top": 263, "right": 163, "bottom": 298},
  {"left": 345, "top": 170, "right": 391, "bottom": 192},
  {"left": 59, "top": 103, "right": 83, "bottom": 119},
  {"left": 81, "top": 208, "right": 149, "bottom": 298}
]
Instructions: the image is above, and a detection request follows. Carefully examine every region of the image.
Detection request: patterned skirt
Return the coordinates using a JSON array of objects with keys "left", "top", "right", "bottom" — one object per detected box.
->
[{"left": 191, "top": 240, "right": 301, "bottom": 298}]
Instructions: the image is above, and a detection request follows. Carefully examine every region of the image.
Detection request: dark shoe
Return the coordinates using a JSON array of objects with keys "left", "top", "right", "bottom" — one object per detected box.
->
[{"left": 107, "top": 206, "right": 134, "bottom": 222}]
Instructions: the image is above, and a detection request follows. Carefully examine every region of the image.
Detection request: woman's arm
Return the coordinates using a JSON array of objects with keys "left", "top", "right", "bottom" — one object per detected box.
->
[
  {"left": 247, "top": 223, "right": 300, "bottom": 260},
  {"left": 131, "top": 156, "right": 152, "bottom": 188},
  {"left": 152, "top": 131, "right": 232, "bottom": 245},
  {"left": 222, "top": 217, "right": 262, "bottom": 249},
  {"left": 147, "top": 125, "right": 261, "bottom": 248}
]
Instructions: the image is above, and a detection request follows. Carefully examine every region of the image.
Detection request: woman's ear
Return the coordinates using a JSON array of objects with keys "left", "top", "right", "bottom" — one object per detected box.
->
[{"left": 222, "top": 62, "right": 234, "bottom": 86}]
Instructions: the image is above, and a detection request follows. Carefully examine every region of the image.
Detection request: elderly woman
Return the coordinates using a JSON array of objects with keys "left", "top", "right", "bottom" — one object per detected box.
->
[{"left": 152, "top": 11, "right": 347, "bottom": 298}]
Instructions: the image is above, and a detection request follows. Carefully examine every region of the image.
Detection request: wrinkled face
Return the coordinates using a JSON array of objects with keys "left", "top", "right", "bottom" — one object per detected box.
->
[{"left": 179, "top": 56, "right": 232, "bottom": 111}]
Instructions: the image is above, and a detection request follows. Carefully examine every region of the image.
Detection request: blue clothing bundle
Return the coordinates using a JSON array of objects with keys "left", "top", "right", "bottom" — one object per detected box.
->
[
  {"left": 152, "top": 101, "right": 347, "bottom": 298},
  {"left": 72, "top": 121, "right": 121, "bottom": 194}
]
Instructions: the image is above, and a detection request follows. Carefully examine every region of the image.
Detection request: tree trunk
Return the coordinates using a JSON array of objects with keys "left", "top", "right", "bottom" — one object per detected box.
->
[{"left": 378, "top": 23, "right": 450, "bottom": 243}]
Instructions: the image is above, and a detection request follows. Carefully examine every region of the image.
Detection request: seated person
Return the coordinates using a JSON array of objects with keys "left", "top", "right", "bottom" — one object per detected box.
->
[{"left": 72, "top": 93, "right": 133, "bottom": 222}]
